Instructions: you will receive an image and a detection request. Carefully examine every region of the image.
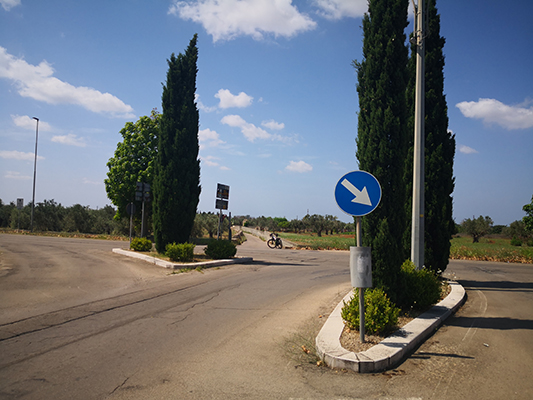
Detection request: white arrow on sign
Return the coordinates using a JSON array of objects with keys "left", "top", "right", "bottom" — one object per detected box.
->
[{"left": 341, "top": 178, "right": 372, "bottom": 206}]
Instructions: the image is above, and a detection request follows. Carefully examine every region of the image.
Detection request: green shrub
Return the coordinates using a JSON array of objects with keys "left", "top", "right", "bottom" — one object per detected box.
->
[
  {"left": 204, "top": 240, "right": 237, "bottom": 259},
  {"left": 341, "top": 288, "right": 400, "bottom": 335},
  {"left": 398, "top": 260, "right": 442, "bottom": 310},
  {"left": 166, "top": 242, "right": 195, "bottom": 262},
  {"left": 510, "top": 237, "right": 522, "bottom": 246},
  {"left": 130, "top": 237, "right": 152, "bottom": 252}
]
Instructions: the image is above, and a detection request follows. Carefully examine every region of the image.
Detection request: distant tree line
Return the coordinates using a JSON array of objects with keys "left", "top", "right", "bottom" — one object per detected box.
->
[
  {"left": 232, "top": 214, "right": 354, "bottom": 236},
  {"left": 0, "top": 200, "right": 350, "bottom": 238},
  {"left": 0, "top": 199, "right": 127, "bottom": 235},
  {"left": 458, "top": 199, "right": 533, "bottom": 246},
  {"left": 3, "top": 197, "right": 532, "bottom": 248}
]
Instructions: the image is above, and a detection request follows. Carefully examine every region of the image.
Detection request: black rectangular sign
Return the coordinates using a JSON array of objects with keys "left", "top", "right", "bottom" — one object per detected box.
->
[
  {"left": 216, "top": 183, "right": 230, "bottom": 200},
  {"left": 215, "top": 199, "right": 228, "bottom": 210}
]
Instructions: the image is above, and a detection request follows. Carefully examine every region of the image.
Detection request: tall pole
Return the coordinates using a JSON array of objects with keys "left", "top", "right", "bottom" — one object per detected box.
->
[
  {"left": 31, "top": 117, "right": 39, "bottom": 233},
  {"left": 356, "top": 216, "right": 365, "bottom": 343},
  {"left": 411, "top": 0, "right": 425, "bottom": 269}
]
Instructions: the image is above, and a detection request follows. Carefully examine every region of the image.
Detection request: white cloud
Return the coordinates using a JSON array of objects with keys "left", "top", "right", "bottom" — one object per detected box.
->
[
  {"left": 0, "top": 46, "right": 134, "bottom": 118},
  {"left": 0, "top": 0, "right": 21, "bottom": 11},
  {"left": 5, "top": 171, "right": 31, "bottom": 180},
  {"left": 195, "top": 93, "right": 217, "bottom": 113},
  {"left": 456, "top": 98, "right": 533, "bottom": 130},
  {"left": 199, "top": 128, "right": 225, "bottom": 149},
  {"left": 261, "top": 119, "right": 284, "bottom": 130},
  {"left": 314, "top": 0, "right": 368, "bottom": 20},
  {"left": 221, "top": 114, "right": 272, "bottom": 142},
  {"left": 221, "top": 114, "right": 294, "bottom": 143},
  {"left": 0, "top": 150, "right": 44, "bottom": 161},
  {"left": 458, "top": 145, "right": 478, "bottom": 154},
  {"left": 201, "top": 155, "right": 229, "bottom": 170},
  {"left": 169, "top": 0, "right": 317, "bottom": 42},
  {"left": 51, "top": 133, "right": 87, "bottom": 147},
  {"left": 11, "top": 114, "right": 52, "bottom": 131},
  {"left": 82, "top": 178, "right": 102, "bottom": 185},
  {"left": 215, "top": 89, "right": 253, "bottom": 109},
  {"left": 285, "top": 160, "right": 312, "bottom": 173}
]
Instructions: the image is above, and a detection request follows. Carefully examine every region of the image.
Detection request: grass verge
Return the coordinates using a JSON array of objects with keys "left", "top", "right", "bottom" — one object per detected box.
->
[
  {"left": 450, "top": 236, "right": 533, "bottom": 263},
  {"left": 278, "top": 231, "right": 533, "bottom": 263}
]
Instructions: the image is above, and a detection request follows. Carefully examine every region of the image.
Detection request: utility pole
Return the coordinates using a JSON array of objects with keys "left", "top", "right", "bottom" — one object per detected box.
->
[
  {"left": 411, "top": 0, "right": 425, "bottom": 269},
  {"left": 30, "top": 117, "right": 39, "bottom": 233}
]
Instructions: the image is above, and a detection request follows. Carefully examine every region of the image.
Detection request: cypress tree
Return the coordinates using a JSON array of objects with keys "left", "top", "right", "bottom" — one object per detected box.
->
[
  {"left": 153, "top": 34, "right": 201, "bottom": 252},
  {"left": 405, "top": 0, "right": 455, "bottom": 274},
  {"left": 355, "top": 0, "right": 410, "bottom": 301}
]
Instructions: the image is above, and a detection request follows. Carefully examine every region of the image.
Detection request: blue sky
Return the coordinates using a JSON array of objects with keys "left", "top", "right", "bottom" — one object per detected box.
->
[{"left": 1, "top": 0, "right": 532, "bottom": 226}]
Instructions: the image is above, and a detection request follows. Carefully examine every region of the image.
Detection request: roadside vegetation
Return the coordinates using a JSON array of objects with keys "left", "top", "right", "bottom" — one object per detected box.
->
[{"left": 2, "top": 198, "right": 532, "bottom": 264}]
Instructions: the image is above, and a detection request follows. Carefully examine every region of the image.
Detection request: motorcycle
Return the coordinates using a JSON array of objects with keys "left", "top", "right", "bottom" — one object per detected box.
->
[{"left": 267, "top": 233, "right": 283, "bottom": 249}]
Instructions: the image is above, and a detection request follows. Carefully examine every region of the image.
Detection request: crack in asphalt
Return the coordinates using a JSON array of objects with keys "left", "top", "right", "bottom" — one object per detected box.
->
[
  {"left": 0, "top": 282, "right": 241, "bottom": 371},
  {"left": 0, "top": 281, "right": 208, "bottom": 342}
]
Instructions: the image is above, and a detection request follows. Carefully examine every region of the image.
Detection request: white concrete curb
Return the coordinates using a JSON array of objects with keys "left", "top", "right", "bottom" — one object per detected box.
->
[
  {"left": 112, "top": 248, "right": 253, "bottom": 269},
  {"left": 316, "top": 281, "right": 466, "bottom": 373}
]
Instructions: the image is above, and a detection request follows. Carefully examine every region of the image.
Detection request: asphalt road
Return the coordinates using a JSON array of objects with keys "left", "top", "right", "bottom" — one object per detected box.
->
[{"left": 0, "top": 233, "right": 532, "bottom": 399}]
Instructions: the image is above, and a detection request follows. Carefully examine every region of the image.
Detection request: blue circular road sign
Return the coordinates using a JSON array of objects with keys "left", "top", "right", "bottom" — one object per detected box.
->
[{"left": 334, "top": 171, "right": 382, "bottom": 217}]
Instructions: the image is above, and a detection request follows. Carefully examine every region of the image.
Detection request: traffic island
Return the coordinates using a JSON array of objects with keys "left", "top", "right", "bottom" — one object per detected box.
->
[
  {"left": 316, "top": 280, "right": 466, "bottom": 373},
  {"left": 112, "top": 248, "right": 253, "bottom": 269}
]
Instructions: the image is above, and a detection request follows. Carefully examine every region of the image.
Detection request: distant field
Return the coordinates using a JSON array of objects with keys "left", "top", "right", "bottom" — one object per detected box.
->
[
  {"left": 450, "top": 235, "right": 533, "bottom": 263},
  {"left": 279, "top": 231, "right": 533, "bottom": 264},
  {"left": 279, "top": 232, "right": 357, "bottom": 250}
]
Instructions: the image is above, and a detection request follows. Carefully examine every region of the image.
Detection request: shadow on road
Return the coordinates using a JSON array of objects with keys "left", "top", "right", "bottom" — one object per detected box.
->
[
  {"left": 411, "top": 352, "right": 475, "bottom": 360},
  {"left": 459, "top": 279, "right": 533, "bottom": 292},
  {"left": 446, "top": 315, "right": 533, "bottom": 331}
]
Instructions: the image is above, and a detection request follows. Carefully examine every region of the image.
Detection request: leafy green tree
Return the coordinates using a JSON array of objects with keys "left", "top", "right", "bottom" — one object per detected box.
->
[
  {"left": 462, "top": 216, "right": 493, "bottom": 243},
  {"left": 105, "top": 109, "right": 160, "bottom": 233},
  {"left": 523, "top": 195, "right": 533, "bottom": 232},
  {"left": 354, "top": 0, "right": 410, "bottom": 301},
  {"left": 153, "top": 34, "right": 201, "bottom": 252},
  {"left": 33, "top": 199, "right": 65, "bottom": 231},
  {"left": 0, "top": 200, "right": 15, "bottom": 227},
  {"left": 404, "top": 0, "right": 455, "bottom": 274},
  {"left": 324, "top": 214, "right": 338, "bottom": 235},
  {"left": 289, "top": 218, "right": 305, "bottom": 233},
  {"left": 503, "top": 220, "right": 530, "bottom": 240},
  {"left": 194, "top": 212, "right": 218, "bottom": 238},
  {"left": 90, "top": 205, "right": 118, "bottom": 234},
  {"left": 303, "top": 214, "right": 327, "bottom": 237},
  {"left": 273, "top": 217, "right": 289, "bottom": 231},
  {"left": 10, "top": 207, "right": 29, "bottom": 230},
  {"left": 63, "top": 204, "right": 94, "bottom": 233}
]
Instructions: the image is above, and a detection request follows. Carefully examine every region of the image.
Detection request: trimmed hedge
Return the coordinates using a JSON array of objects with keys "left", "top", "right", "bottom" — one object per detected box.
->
[
  {"left": 397, "top": 260, "right": 442, "bottom": 310},
  {"left": 341, "top": 288, "right": 400, "bottom": 335},
  {"left": 204, "top": 240, "right": 236, "bottom": 259},
  {"left": 130, "top": 237, "right": 152, "bottom": 252},
  {"left": 166, "top": 242, "right": 195, "bottom": 262}
]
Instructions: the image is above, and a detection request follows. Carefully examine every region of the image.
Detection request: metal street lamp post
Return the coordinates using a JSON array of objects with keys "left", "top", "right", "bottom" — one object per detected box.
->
[
  {"left": 31, "top": 117, "right": 39, "bottom": 233},
  {"left": 411, "top": 0, "right": 425, "bottom": 269}
]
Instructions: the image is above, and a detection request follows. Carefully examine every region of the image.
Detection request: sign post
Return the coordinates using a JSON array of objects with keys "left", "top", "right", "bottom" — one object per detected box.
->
[
  {"left": 215, "top": 183, "right": 230, "bottom": 239},
  {"left": 17, "top": 198, "right": 23, "bottom": 230},
  {"left": 135, "top": 183, "right": 151, "bottom": 238},
  {"left": 334, "top": 170, "right": 381, "bottom": 343},
  {"left": 126, "top": 202, "right": 136, "bottom": 247}
]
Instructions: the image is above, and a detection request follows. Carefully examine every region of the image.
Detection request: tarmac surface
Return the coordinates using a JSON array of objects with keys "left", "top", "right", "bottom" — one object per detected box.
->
[
  {"left": 115, "top": 229, "right": 468, "bottom": 374},
  {"left": 1, "top": 232, "right": 532, "bottom": 399}
]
